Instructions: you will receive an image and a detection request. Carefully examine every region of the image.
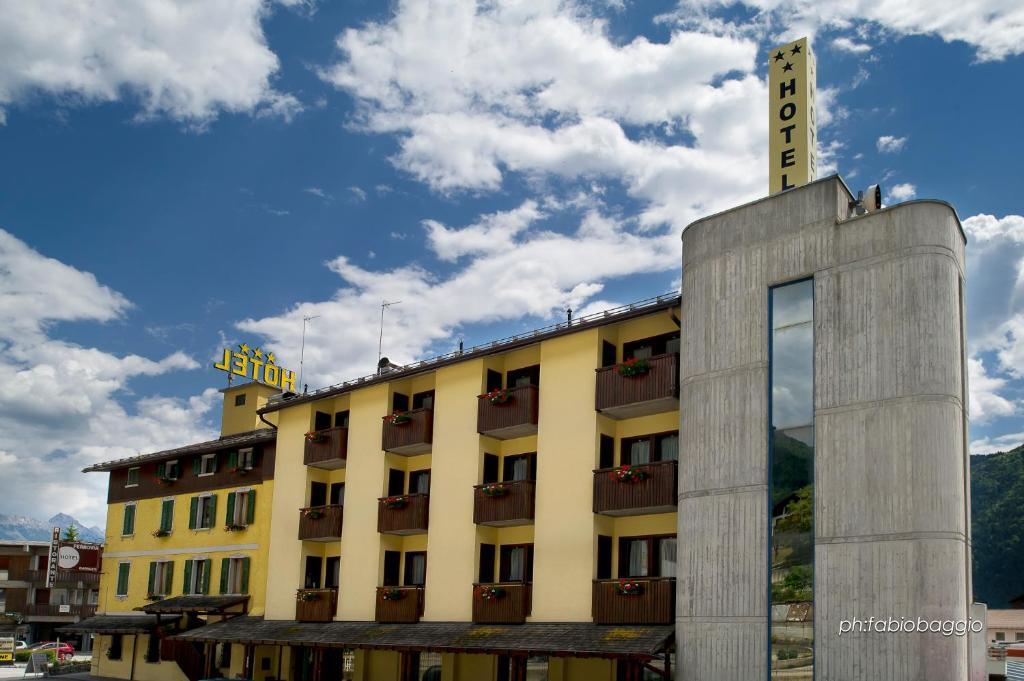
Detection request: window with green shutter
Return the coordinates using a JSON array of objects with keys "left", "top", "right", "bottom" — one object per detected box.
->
[
  {"left": 201, "top": 559, "right": 212, "bottom": 594},
  {"left": 122, "top": 504, "right": 136, "bottom": 536},
  {"left": 246, "top": 490, "right": 256, "bottom": 525},
  {"left": 116, "top": 563, "right": 130, "bottom": 596},
  {"left": 183, "top": 560, "right": 193, "bottom": 595},
  {"left": 163, "top": 560, "right": 173, "bottom": 595},
  {"left": 148, "top": 562, "right": 157, "bottom": 596},
  {"left": 219, "top": 558, "right": 230, "bottom": 595},
  {"left": 240, "top": 557, "right": 250, "bottom": 594},
  {"left": 160, "top": 499, "right": 174, "bottom": 532},
  {"left": 225, "top": 492, "right": 236, "bottom": 526}
]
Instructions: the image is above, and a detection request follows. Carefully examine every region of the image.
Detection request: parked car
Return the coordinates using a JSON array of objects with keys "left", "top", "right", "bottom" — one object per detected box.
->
[
  {"left": 30, "top": 642, "right": 75, "bottom": 661},
  {"left": 15, "top": 640, "right": 28, "bottom": 650}
]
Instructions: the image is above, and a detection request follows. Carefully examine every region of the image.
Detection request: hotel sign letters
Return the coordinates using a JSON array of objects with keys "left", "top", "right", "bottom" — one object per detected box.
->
[
  {"left": 214, "top": 343, "right": 296, "bottom": 391},
  {"left": 768, "top": 37, "right": 817, "bottom": 194}
]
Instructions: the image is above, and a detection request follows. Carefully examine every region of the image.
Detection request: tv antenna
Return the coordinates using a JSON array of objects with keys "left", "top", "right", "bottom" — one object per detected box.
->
[
  {"left": 378, "top": 300, "right": 402, "bottom": 365},
  {"left": 299, "top": 314, "right": 320, "bottom": 392}
]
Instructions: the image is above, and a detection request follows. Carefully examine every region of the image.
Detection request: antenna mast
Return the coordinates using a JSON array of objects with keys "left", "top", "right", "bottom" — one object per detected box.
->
[
  {"left": 299, "top": 314, "right": 320, "bottom": 392},
  {"left": 378, "top": 300, "right": 402, "bottom": 365}
]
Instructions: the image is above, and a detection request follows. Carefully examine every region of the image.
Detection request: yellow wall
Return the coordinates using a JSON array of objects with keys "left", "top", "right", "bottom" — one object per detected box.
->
[{"left": 220, "top": 383, "right": 280, "bottom": 436}]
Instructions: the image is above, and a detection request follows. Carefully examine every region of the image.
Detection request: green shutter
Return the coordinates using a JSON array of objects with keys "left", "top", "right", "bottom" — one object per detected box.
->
[
  {"left": 188, "top": 497, "right": 198, "bottom": 530},
  {"left": 228, "top": 451, "right": 238, "bottom": 469},
  {"left": 211, "top": 453, "right": 218, "bottom": 473},
  {"left": 147, "top": 562, "right": 157, "bottom": 596},
  {"left": 225, "top": 493, "right": 236, "bottom": 526},
  {"left": 183, "top": 561, "right": 193, "bottom": 595},
  {"left": 202, "top": 559, "right": 212, "bottom": 595},
  {"left": 156, "top": 462, "right": 165, "bottom": 478},
  {"left": 207, "top": 495, "right": 217, "bottom": 528},
  {"left": 160, "top": 499, "right": 173, "bottom": 532},
  {"left": 163, "top": 561, "right": 173, "bottom": 595},
  {"left": 123, "top": 505, "right": 135, "bottom": 535},
  {"left": 117, "top": 563, "right": 129, "bottom": 595},
  {"left": 219, "top": 558, "right": 230, "bottom": 594},
  {"left": 240, "top": 557, "right": 250, "bottom": 594},
  {"left": 192, "top": 457, "right": 201, "bottom": 475},
  {"left": 246, "top": 490, "right": 256, "bottom": 525}
]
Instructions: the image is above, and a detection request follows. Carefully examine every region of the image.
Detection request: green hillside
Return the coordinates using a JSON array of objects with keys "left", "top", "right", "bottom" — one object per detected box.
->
[{"left": 971, "top": 445, "right": 1024, "bottom": 608}]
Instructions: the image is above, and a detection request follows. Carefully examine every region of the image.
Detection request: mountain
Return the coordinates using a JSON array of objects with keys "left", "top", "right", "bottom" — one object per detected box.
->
[
  {"left": 0, "top": 513, "right": 104, "bottom": 543},
  {"left": 971, "top": 445, "right": 1024, "bottom": 608}
]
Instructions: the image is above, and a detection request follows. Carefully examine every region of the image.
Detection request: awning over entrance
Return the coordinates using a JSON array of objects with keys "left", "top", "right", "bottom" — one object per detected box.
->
[
  {"left": 135, "top": 594, "right": 250, "bottom": 615},
  {"left": 57, "top": 615, "right": 161, "bottom": 634},
  {"left": 172, "top": 616, "right": 673, "bottom": 660}
]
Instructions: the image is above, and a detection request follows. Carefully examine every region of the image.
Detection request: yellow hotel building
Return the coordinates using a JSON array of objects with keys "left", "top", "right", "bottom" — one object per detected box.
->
[{"left": 66, "top": 294, "right": 681, "bottom": 681}]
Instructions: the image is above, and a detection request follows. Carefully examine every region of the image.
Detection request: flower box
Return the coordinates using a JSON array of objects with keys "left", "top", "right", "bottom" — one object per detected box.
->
[
  {"left": 616, "top": 357, "right": 651, "bottom": 377},
  {"left": 609, "top": 464, "right": 648, "bottom": 483},
  {"left": 224, "top": 523, "right": 247, "bottom": 532},
  {"left": 380, "top": 588, "right": 405, "bottom": 601},
  {"left": 615, "top": 579, "right": 645, "bottom": 596},
  {"left": 478, "top": 388, "right": 513, "bottom": 405},
  {"left": 385, "top": 412, "right": 412, "bottom": 425},
  {"left": 481, "top": 484, "right": 508, "bottom": 497},
  {"left": 302, "top": 509, "right": 324, "bottom": 519},
  {"left": 151, "top": 529, "right": 170, "bottom": 538},
  {"left": 476, "top": 585, "right": 506, "bottom": 601},
  {"left": 296, "top": 590, "right": 320, "bottom": 602},
  {"left": 382, "top": 496, "right": 408, "bottom": 509},
  {"left": 304, "top": 430, "right": 326, "bottom": 443}
]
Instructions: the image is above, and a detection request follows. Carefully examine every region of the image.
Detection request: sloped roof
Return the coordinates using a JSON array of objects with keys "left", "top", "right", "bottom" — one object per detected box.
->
[
  {"left": 58, "top": 615, "right": 160, "bottom": 634},
  {"left": 135, "top": 594, "right": 249, "bottom": 614},
  {"left": 83, "top": 429, "right": 275, "bottom": 473}
]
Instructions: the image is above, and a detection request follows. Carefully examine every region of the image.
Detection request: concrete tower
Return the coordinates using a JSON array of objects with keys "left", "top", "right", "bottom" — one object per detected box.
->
[{"left": 677, "top": 176, "right": 971, "bottom": 680}]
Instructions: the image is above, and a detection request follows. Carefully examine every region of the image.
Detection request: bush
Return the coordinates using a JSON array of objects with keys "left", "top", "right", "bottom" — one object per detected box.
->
[{"left": 15, "top": 650, "right": 57, "bottom": 663}]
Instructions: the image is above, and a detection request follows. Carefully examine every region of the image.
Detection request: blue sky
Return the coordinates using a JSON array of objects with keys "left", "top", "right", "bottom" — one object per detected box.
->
[{"left": 0, "top": 0, "right": 1022, "bottom": 527}]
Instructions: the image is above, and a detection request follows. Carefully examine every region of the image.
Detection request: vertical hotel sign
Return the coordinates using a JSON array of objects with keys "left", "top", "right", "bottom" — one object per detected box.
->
[
  {"left": 46, "top": 527, "right": 59, "bottom": 588},
  {"left": 768, "top": 37, "right": 817, "bottom": 193}
]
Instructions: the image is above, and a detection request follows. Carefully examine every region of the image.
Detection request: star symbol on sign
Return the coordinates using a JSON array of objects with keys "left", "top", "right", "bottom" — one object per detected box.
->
[
  {"left": 253, "top": 348, "right": 263, "bottom": 359},
  {"left": 783, "top": 62, "right": 793, "bottom": 72},
  {"left": 267, "top": 352, "right": 276, "bottom": 364},
  {"left": 774, "top": 50, "right": 785, "bottom": 62},
  {"left": 239, "top": 343, "right": 250, "bottom": 355},
  {"left": 791, "top": 44, "right": 802, "bottom": 55}
]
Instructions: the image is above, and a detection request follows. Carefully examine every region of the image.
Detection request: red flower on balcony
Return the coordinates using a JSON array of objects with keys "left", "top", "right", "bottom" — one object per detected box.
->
[
  {"left": 481, "top": 484, "right": 508, "bottom": 497},
  {"left": 476, "top": 585, "right": 506, "bottom": 601},
  {"left": 479, "top": 388, "right": 512, "bottom": 405},
  {"left": 304, "top": 430, "right": 326, "bottom": 443},
  {"left": 609, "top": 465, "right": 648, "bottom": 483},
  {"left": 616, "top": 357, "right": 651, "bottom": 377},
  {"left": 385, "top": 411, "right": 412, "bottom": 425},
  {"left": 380, "top": 587, "right": 405, "bottom": 601},
  {"left": 615, "top": 579, "right": 645, "bottom": 596},
  {"left": 382, "top": 496, "right": 408, "bottom": 509}
]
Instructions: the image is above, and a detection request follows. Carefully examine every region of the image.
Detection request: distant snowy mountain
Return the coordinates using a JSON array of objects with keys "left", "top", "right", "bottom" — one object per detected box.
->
[{"left": 0, "top": 513, "right": 104, "bottom": 543}]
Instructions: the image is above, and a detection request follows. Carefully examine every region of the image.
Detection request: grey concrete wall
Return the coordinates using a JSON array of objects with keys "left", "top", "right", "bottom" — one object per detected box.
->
[{"left": 678, "top": 177, "right": 970, "bottom": 681}]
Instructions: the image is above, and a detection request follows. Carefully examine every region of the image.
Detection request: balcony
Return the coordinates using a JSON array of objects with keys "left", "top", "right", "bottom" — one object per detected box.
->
[
  {"left": 298, "top": 504, "right": 344, "bottom": 541},
  {"left": 377, "top": 494, "right": 429, "bottom": 535},
  {"left": 595, "top": 352, "right": 679, "bottom": 419},
  {"left": 304, "top": 426, "right": 348, "bottom": 469},
  {"left": 381, "top": 408, "right": 433, "bottom": 455},
  {"left": 25, "top": 603, "right": 97, "bottom": 619},
  {"left": 295, "top": 588, "right": 338, "bottom": 622},
  {"left": 24, "top": 569, "right": 101, "bottom": 585},
  {"left": 375, "top": 586, "right": 424, "bottom": 623},
  {"left": 592, "top": 577, "right": 675, "bottom": 624},
  {"left": 472, "top": 582, "right": 532, "bottom": 624},
  {"left": 593, "top": 460, "right": 678, "bottom": 516},
  {"left": 473, "top": 481, "right": 536, "bottom": 527},
  {"left": 477, "top": 385, "right": 539, "bottom": 440}
]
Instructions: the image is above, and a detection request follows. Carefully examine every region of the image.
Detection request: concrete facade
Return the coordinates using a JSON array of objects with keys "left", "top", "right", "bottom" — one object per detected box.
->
[{"left": 678, "top": 176, "right": 971, "bottom": 680}]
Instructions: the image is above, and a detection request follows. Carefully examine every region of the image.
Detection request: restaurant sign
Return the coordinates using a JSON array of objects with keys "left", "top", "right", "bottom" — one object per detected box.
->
[{"left": 214, "top": 344, "right": 296, "bottom": 391}]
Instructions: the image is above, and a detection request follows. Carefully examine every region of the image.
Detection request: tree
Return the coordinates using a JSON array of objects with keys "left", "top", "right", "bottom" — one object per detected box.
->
[{"left": 62, "top": 524, "right": 79, "bottom": 542}]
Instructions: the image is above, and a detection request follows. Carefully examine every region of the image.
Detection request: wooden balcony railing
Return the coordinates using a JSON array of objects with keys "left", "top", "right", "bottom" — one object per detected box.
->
[
  {"left": 6, "top": 560, "right": 29, "bottom": 581},
  {"left": 593, "top": 460, "right": 678, "bottom": 516},
  {"left": 298, "top": 504, "right": 344, "bottom": 541},
  {"left": 375, "top": 586, "right": 424, "bottom": 623},
  {"left": 595, "top": 352, "right": 679, "bottom": 419},
  {"left": 24, "top": 603, "right": 97, "bottom": 618},
  {"left": 477, "top": 385, "right": 539, "bottom": 440},
  {"left": 472, "top": 582, "right": 532, "bottom": 624},
  {"left": 295, "top": 588, "right": 338, "bottom": 622},
  {"left": 473, "top": 481, "right": 536, "bottom": 526},
  {"left": 304, "top": 426, "right": 348, "bottom": 469},
  {"left": 23, "top": 569, "right": 101, "bottom": 584},
  {"left": 592, "top": 577, "right": 675, "bottom": 624},
  {"left": 381, "top": 408, "right": 434, "bottom": 455},
  {"left": 377, "top": 494, "right": 429, "bottom": 535}
]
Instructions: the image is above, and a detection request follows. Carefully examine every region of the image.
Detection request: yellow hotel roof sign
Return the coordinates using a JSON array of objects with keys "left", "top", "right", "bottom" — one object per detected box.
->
[
  {"left": 214, "top": 343, "right": 295, "bottom": 391},
  {"left": 768, "top": 37, "right": 817, "bottom": 194}
]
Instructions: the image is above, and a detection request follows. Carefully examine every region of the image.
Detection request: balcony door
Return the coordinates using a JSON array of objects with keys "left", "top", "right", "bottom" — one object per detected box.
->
[{"left": 618, "top": 536, "right": 676, "bottom": 578}]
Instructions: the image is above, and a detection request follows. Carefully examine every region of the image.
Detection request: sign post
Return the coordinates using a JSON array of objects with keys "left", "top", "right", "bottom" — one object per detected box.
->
[
  {"left": 46, "top": 528, "right": 59, "bottom": 589},
  {"left": 768, "top": 37, "right": 817, "bottom": 193}
]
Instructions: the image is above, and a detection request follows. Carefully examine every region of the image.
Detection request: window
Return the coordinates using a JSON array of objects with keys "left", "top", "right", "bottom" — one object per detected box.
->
[
  {"left": 220, "top": 557, "right": 250, "bottom": 595},
  {"left": 408, "top": 470, "right": 431, "bottom": 495},
  {"left": 325, "top": 557, "right": 340, "bottom": 589},
  {"left": 329, "top": 483, "right": 345, "bottom": 506},
  {"left": 122, "top": 504, "right": 136, "bottom": 536},
  {"left": 383, "top": 551, "right": 401, "bottom": 587},
  {"left": 126, "top": 467, "right": 140, "bottom": 487},
  {"left": 995, "top": 632, "right": 1005, "bottom": 642},
  {"left": 618, "top": 536, "right": 676, "bottom": 578},
  {"left": 218, "top": 642, "right": 232, "bottom": 669},
  {"left": 305, "top": 556, "right": 323, "bottom": 589},
  {"left": 392, "top": 392, "right": 410, "bottom": 413},
  {"left": 1016, "top": 632, "right": 1024, "bottom": 642},
  {"left": 622, "top": 332, "right": 680, "bottom": 360},
  {"left": 147, "top": 560, "right": 174, "bottom": 597},
  {"left": 234, "top": 393, "right": 246, "bottom": 407},
  {"left": 198, "top": 453, "right": 217, "bottom": 476},
  {"left": 116, "top": 562, "right": 130, "bottom": 597},
  {"left": 314, "top": 411, "right": 332, "bottom": 431},
  {"left": 183, "top": 559, "right": 211, "bottom": 595},
  {"left": 234, "top": 448, "right": 254, "bottom": 471},
  {"left": 621, "top": 432, "right": 679, "bottom": 465},
  {"left": 334, "top": 410, "right": 350, "bottom": 428},
  {"left": 158, "top": 499, "right": 174, "bottom": 533},
  {"left": 145, "top": 633, "right": 159, "bottom": 663},
  {"left": 404, "top": 552, "right": 427, "bottom": 586},
  {"left": 189, "top": 495, "right": 217, "bottom": 530},
  {"left": 226, "top": 490, "right": 256, "bottom": 527},
  {"left": 506, "top": 364, "right": 540, "bottom": 388},
  {"left": 403, "top": 651, "right": 442, "bottom": 681},
  {"left": 502, "top": 454, "right": 536, "bottom": 482},
  {"left": 499, "top": 544, "right": 534, "bottom": 583},
  {"left": 107, "top": 634, "right": 123, "bottom": 661},
  {"left": 412, "top": 390, "right": 435, "bottom": 410},
  {"left": 156, "top": 460, "right": 179, "bottom": 480},
  {"left": 310, "top": 482, "right": 327, "bottom": 507}
]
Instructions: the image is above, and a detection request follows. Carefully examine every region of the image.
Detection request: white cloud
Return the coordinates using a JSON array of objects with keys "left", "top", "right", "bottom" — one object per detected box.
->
[
  {"left": 668, "top": 0, "right": 1024, "bottom": 61},
  {"left": 968, "top": 357, "right": 1017, "bottom": 424},
  {"left": 0, "top": 229, "right": 210, "bottom": 527},
  {"left": 832, "top": 37, "right": 871, "bottom": 53},
  {"left": 0, "top": 0, "right": 299, "bottom": 127},
  {"left": 348, "top": 186, "right": 367, "bottom": 202},
  {"left": 877, "top": 135, "right": 908, "bottom": 153},
  {"left": 303, "top": 187, "right": 332, "bottom": 201},
  {"left": 424, "top": 200, "right": 543, "bottom": 262},
  {"left": 970, "top": 431, "right": 1024, "bottom": 455},
  {"left": 886, "top": 182, "right": 916, "bottom": 202}
]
